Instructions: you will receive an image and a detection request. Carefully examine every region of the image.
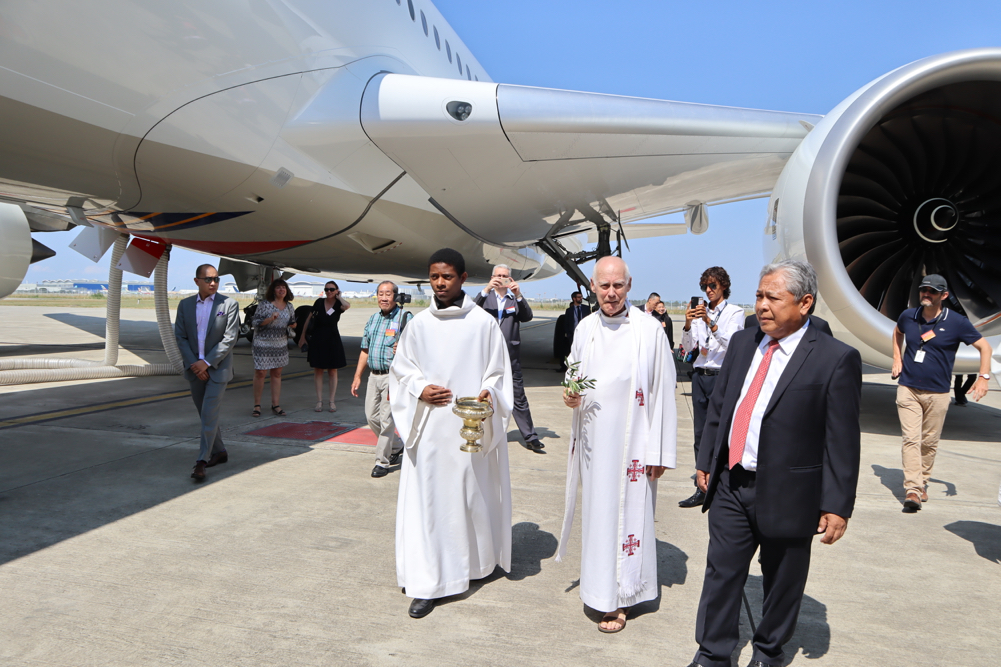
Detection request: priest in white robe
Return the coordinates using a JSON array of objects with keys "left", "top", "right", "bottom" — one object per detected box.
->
[
  {"left": 558, "top": 256, "right": 678, "bottom": 633},
  {"left": 390, "top": 248, "right": 515, "bottom": 619}
]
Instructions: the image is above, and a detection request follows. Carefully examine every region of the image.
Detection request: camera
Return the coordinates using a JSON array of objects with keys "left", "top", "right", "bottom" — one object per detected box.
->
[{"left": 395, "top": 293, "right": 412, "bottom": 306}]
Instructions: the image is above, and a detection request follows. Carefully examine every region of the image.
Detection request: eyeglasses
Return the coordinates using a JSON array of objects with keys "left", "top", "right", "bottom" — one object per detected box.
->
[
  {"left": 701, "top": 282, "right": 718, "bottom": 291},
  {"left": 197, "top": 276, "right": 220, "bottom": 283},
  {"left": 324, "top": 288, "right": 337, "bottom": 292}
]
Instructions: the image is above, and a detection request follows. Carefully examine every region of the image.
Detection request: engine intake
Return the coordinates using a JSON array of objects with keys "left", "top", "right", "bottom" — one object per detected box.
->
[{"left": 771, "top": 49, "right": 1001, "bottom": 370}]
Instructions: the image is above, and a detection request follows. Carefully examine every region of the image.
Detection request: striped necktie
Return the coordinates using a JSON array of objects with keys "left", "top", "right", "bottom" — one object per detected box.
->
[{"left": 729, "top": 339, "right": 781, "bottom": 469}]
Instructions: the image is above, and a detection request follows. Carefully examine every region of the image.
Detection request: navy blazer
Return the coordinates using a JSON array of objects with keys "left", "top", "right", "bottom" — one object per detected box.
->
[
  {"left": 697, "top": 323, "right": 862, "bottom": 538},
  {"left": 564, "top": 304, "right": 591, "bottom": 339},
  {"left": 473, "top": 290, "right": 533, "bottom": 359}
]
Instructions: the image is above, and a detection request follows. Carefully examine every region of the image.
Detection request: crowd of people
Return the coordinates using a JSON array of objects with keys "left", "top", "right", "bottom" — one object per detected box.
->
[{"left": 173, "top": 252, "right": 995, "bottom": 665}]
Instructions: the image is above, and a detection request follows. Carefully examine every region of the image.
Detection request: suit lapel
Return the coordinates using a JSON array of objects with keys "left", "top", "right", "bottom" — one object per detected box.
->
[
  {"left": 205, "top": 294, "right": 223, "bottom": 340},
  {"left": 717, "top": 330, "right": 763, "bottom": 441},
  {"left": 763, "top": 324, "right": 816, "bottom": 417}
]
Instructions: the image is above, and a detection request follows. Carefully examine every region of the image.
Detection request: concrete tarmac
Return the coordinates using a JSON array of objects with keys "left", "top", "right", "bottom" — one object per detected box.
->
[{"left": 1, "top": 303, "right": 1000, "bottom": 666}]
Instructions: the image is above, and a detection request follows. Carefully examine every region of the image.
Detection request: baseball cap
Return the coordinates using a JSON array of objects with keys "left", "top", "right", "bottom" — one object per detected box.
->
[{"left": 918, "top": 274, "right": 948, "bottom": 292}]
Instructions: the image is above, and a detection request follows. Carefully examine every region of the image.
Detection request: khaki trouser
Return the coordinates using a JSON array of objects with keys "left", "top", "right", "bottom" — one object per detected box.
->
[
  {"left": 366, "top": 372, "right": 402, "bottom": 467},
  {"left": 896, "top": 385, "right": 951, "bottom": 496}
]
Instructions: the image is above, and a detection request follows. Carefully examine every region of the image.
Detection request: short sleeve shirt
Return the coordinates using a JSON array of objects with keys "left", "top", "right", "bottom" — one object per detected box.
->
[
  {"left": 360, "top": 306, "right": 411, "bottom": 372},
  {"left": 897, "top": 307, "right": 982, "bottom": 393}
]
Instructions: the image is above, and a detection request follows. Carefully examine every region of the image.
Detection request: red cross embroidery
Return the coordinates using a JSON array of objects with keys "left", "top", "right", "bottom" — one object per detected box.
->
[
  {"left": 627, "top": 459, "right": 644, "bottom": 482},
  {"left": 635, "top": 389, "right": 644, "bottom": 406},
  {"left": 622, "top": 534, "right": 640, "bottom": 556}
]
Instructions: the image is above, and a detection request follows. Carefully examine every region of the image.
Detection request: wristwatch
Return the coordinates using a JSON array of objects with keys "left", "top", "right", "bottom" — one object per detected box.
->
[{"left": 979, "top": 374, "right": 991, "bottom": 380}]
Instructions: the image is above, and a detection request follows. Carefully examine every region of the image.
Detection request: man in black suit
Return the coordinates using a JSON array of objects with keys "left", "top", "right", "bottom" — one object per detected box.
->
[
  {"left": 475, "top": 264, "right": 542, "bottom": 451},
  {"left": 686, "top": 260, "right": 861, "bottom": 667},
  {"left": 564, "top": 290, "right": 590, "bottom": 345}
]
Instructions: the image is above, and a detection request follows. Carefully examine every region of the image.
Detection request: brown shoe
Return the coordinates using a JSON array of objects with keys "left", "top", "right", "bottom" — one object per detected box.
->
[
  {"left": 903, "top": 492, "right": 921, "bottom": 511},
  {"left": 920, "top": 487, "right": 929, "bottom": 503},
  {"left": 191, "top": 460, "right": 207, "bottom": 481},
  {"left": 206, "top": 451, "right": 228, "bottom": 468}
]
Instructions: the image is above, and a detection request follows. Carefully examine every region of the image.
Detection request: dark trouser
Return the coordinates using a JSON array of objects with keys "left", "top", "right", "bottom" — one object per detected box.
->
[
  {"left": 692, "top": 371, "right": 717, "bottom": 478},
  {"left": 954, "top": 374, "right": 976, "bottom": 402},
  {"left": 510, "top": 355, "right": 538, "bottom": 443},
  {"left": 189, "top": 377, "right": 227, "bottom": 463},
  {"left": 694, "top": 467, "right": 813, "bottom": 667}
]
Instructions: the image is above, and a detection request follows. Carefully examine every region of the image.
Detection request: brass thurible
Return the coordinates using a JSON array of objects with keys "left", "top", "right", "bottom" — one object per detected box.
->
[{"left": 452, "top": 396, "right": 493, "bottom": 453}]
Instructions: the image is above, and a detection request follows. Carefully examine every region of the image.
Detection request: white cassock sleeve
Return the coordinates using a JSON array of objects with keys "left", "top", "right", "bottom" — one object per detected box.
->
[{"left": 389, "top": 322, "right": 432, "bottom": 451}]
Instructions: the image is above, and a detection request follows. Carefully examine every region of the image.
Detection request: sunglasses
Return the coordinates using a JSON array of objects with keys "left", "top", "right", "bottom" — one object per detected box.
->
[
  {"left": 324, "top": 287, "right": 338, "bottom": 292},
  {"left": 701, "top": 282, "right": 718, "bottom": 291},
  {"left": 197, "top": 276, "right": 220, "bottom": 283}
]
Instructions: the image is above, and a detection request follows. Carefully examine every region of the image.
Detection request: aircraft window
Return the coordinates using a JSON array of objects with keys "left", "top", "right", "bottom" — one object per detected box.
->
[
  {"left": 421, "top": 10, "right": 428, "bottom": 35},
  {"left": 434, "top": 26, "right": 440, "bottom": 49},
  {"left": 446, "top": 40, "right": 452, "bottom": 63},
  {"left": 407, "top": 0, "right": 415, "bottom": 20},
  {"left": 466, "top": 65, "right": 471, "bottom": 80},
  {"left": 457, "top": 53, "right": 462, "bottom": 75}
]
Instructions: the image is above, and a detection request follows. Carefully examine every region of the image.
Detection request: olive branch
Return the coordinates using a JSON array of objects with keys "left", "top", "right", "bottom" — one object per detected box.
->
[{"left": 561, "top": 359, "right": 596, "bottom": 395}]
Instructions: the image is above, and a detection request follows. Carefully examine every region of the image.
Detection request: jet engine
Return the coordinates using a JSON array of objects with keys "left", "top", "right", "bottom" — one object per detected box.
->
[
  {"left": 0, "top": 203, "right": 32, "bottom": 298},
  {"left": 768, "top": 49, "right": 1001, "bottom": 371}
]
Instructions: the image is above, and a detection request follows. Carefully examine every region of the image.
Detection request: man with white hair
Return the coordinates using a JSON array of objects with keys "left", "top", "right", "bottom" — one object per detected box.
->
[
  {"left": 685, "top": 260, "right": 861, "bottom": 667},
  {"left": 475, "top": 263, "right": 542, "bottom": 450},
  {"left": 558, "top": 256, "right": 678, "bottom": 633}
]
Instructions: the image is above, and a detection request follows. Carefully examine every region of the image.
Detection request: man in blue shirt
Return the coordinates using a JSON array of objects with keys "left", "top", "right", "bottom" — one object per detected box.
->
[
  {"left": 891, "top": 274, "right": 993, "bottom": 511},
  {"left": 351, "top": 281, "right": 412, "bottom": 478}
]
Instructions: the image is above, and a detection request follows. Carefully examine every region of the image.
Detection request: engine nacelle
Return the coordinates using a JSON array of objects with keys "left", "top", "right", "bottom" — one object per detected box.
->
[
  {"left": 769, "top": 49, "right": 1001, "bottom": 371},
  {"left": 0, "top": 203, "right": 32, "bottom": 298}
]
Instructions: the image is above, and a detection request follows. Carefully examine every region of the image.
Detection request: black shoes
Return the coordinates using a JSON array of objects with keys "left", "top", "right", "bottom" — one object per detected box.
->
[
  {"left": 408, "top": 598, "right": 435, "bottom": 618},
  {"left": 747, "top": 661, "right": 776, "bottom": 667},
  {"left": 523, "top": 439, "right": 545, "bottom": 452},
  {"left": 371, "top": 465, "right": 389, "bottom": 478},
  {"left": 389, "top": 450, "right": 403, "bottom": 466},
  {"left": 679, "top": 489, "right": 706, "bottom": 508}
]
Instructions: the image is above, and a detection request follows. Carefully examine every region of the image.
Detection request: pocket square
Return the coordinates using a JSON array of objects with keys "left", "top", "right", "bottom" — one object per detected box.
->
[{"left": 216, "top": 311, "right": 225, "bottom": 317}]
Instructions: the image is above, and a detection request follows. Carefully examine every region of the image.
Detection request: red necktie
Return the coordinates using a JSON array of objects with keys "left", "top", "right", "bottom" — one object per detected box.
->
[{"left": 729, "top": 339, "right": 781, "bottom": 469}]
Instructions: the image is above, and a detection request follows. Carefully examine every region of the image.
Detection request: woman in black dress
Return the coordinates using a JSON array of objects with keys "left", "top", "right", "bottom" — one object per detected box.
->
[{"left": 299, "top": 281, "right": 351, "bottom": 412}]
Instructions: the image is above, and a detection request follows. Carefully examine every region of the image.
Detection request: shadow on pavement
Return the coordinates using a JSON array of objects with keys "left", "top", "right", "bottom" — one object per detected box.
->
[
  {"left": 872, "top": 465, "right": 906, "bottom": 504},
  {"left": 507, "top": 522, "right": 558, "bottom": 580},
  {"left": 736, "top": 574, "right": 831, "bottom": 664},
  {"left": 610, "top": 539, "right": 689, "bottom": 622},
  {"left": 944, "top": 520, "right": 1001, "bottom": 563}
]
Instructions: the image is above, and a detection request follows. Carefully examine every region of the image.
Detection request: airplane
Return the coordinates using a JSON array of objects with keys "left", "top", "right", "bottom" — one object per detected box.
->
[{"left": 1, "top": 0, "right": 999, "bottom": 374}]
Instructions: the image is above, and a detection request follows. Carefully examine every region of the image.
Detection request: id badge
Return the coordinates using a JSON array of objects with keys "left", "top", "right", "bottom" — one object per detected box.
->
[
  {"left": 914, "top": 349, "right": 926, "bottom": 363},
  {"left": 385, "top": 326, "right": 398, "bottom": 338}
]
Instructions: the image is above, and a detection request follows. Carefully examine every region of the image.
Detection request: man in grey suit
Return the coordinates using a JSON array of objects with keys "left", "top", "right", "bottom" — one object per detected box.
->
[
  {"left": 174, "top": 263, "right": 241, "bottom": 481},
  {"left": 474, "top": 264, "right": 542, "bottom": 451}
]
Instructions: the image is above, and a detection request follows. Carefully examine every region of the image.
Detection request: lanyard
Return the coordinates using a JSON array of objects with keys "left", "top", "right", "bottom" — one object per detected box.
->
[
  {"left": 917, "top": 308, "right": 947, "bottom": 350},
  {"left": 704, "top": 301, "right": 727, "bottom": 346}
]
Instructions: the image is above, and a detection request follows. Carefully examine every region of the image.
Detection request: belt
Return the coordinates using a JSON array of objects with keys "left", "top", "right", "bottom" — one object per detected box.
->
[
  {"left": 369, "top": 368, "right": 389, "bottom": 375},
  {"left": 694, "top": 367, "right": 720, "bottom": 376}
]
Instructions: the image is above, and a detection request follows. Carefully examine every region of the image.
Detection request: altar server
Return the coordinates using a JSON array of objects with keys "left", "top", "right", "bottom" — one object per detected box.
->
[
  {"left": 559, "top": 256, "right": 678, "bottom": 633},
  {"left": 390, "top": 248, "right": 515, "bottom": 619}
]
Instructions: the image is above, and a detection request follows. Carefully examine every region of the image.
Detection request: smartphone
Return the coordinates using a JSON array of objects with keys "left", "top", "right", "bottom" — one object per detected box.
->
[
  {"left": 690, "top": 296, "right": 703, "bottom": 310},
  {"left": 501, "top": 277, "right": 512, "bottom": 286}
]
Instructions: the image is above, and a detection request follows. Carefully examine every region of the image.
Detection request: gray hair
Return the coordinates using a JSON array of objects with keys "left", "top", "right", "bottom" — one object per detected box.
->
[
  {"left": 591, "top": 256, "right": 631, "bottom": 282},
  {"left": 760, "top": 260, "right": 817, "bottom": 303},
  {"left": 492, "top": 264, "right": 511, "bottom": 275},
  {"left": 377, "top": 280, "right": 398, "bottom": 295}
]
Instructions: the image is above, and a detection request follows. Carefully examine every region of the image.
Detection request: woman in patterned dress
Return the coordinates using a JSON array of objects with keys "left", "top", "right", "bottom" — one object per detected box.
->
[
  {"left": 298, "top": 280, "right": 351, "bottom": 412},
  {"left": 251, "top": 279, "right": 296, "bottom": 417}
]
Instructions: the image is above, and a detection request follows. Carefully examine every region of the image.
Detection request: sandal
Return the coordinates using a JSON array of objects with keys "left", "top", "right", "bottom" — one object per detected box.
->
[
  {"left": 252, "top": 405, "right": 261, "bottom": 417},
  {"left": 329, "top": 402, "right": 337, "bottom": 412},
  {"left": 598, "top": 608, "right": 627, "bottom": 634},
  {"left": 314, "top": 401, "right": 323, "bottom": 413},
  {"left": 271, "top": 405, "right": 286, "bottom": 416}
]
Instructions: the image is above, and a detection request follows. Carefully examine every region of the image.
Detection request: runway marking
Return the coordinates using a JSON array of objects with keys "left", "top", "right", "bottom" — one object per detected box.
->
[{"left": 0, "top": 369, "right": 317, "bottom": 430}]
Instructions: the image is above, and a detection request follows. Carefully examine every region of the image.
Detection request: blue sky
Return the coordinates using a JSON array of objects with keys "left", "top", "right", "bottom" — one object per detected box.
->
[{"left": 24, "top": 0, "right": 1001, "bottom": 303}]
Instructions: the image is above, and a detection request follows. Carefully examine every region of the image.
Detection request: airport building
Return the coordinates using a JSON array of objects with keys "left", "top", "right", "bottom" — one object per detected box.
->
[{"left": 15, "top": 280, "right": 155, "bottom": 294}]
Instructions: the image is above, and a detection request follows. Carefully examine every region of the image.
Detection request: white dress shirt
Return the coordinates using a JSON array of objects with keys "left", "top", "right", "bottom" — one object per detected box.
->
[
  {"left": 681, "top": 300, "right": 745, "bottom": 370},
  {"left": 727, "top": 320, "right": 810, "bottom": 471},
  {"left": 195, "top": 294, "right": 215, "bottom": 362},
  {"left": 480, "top": 288, "right": 520, "bottom": 322}
]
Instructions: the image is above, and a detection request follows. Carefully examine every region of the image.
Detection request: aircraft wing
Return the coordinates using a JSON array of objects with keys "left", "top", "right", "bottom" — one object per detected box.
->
[{"left": 359, "top": 74, "right": 821, "bottom": 247}]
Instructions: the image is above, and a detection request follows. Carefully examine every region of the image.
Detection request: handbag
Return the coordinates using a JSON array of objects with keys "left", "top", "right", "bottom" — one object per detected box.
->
[{"left": 674, "top": 344, "right": 697, "bottom": 364}]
